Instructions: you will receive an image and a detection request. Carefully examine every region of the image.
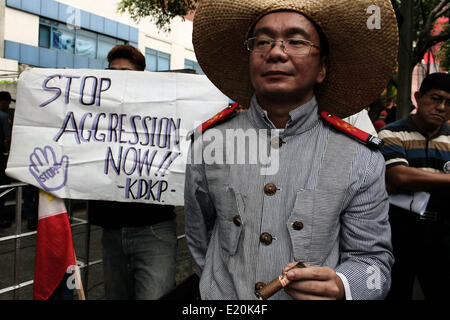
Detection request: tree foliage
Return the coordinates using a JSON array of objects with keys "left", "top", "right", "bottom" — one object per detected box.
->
[
  {"left": 118, "top": 0, "right": 198, "bottom": 32},
  {"left": 412, "top": 0, "right": 450, "bottom": 67},
  {"left": 387, "top": 0, "right": 449, "bottom": 120},
  {"left": 119, "top": 0, "right": 449, "bottom": 70},
  {"left": 391, "top": 0, "right": 449, "bottom": 76},
  {"left": 437, "top": 23, "right": 450, "bottom": 70},
  {"left": 119, "top": 1, "right": 449, "bottom": 120}
]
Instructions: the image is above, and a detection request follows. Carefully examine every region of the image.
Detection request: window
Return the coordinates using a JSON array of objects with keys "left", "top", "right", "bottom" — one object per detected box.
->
[
  {"left": 145, "top": 48, "right": 171, "bottom": 71},
  {"left": 38, "top": 25, "right": 51, "bottom": 48},
  {"left": 39, "top": 18, "right": 125, "bottom": 60},
  {"left": 97, "top": 35, "right": 117, "bottom": 60},
  {"left": 184, "top": 59, "right": 204, "bottom": 75},
  {"left": 75, "top": 30, "right": 97, "bottom": 58},
  {"left": 52, "top": 26, "right": 75, "bottom": 54}
]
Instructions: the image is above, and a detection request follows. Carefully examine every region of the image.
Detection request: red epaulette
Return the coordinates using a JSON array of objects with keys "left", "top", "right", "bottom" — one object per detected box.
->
[
  {"left": 320, "top": 111, "right": 384, "bottom": 149},
  {"left": 196, "top": 102, "right": 240, "bottom": 134}
]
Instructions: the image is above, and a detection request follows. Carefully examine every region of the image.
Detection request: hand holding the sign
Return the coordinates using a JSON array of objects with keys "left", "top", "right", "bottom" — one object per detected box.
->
[{"left": 29, "top": 146, "right": 69, "bottom": 192}]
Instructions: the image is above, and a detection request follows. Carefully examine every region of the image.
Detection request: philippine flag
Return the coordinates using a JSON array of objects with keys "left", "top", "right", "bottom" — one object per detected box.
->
[{"left": 33, "top": 191, "right": 76, "bottom": 300}]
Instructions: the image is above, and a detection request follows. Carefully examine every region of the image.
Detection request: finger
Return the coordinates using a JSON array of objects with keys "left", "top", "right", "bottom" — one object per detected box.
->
[
  {"left": 29, "top": 148, "right": 45, "bottom": 167},
  {"left": 286, "top": 266, "right": 334, "bottom": 282},
  {"left": 35, "top": 147, "right": 52, "bottom": 166},
  {"left": 44, "top": 146, "right": 57, "bottom": 165},
  {"left": 287, "top": 279, "right": 340, "bottom": 298},
  {"left": 282, "top": 262, "right": 299, "bottom": 273},
  {"left": 282, "top": 261, "right": 310, "bottom": 273}
]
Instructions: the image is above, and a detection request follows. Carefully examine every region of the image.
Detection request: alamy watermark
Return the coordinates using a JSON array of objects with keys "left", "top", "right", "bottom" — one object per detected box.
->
[
  {"left": 66, "top": 265, "right": 82, "bottom": 290},
  {"left": 189, "top": 126, "right": 280, "bottom": 175},
  {"left": 367, "top": 5, "right": 381, "bottom": 30},
  {"left": 66, "top": 6, "right": 81, "bottom": 30},
  {"left": 366, "top": 265, "right": 382, "bottom": 290}
]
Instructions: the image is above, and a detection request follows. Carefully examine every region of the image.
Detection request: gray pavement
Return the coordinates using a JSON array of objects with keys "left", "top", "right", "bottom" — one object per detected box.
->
[{"left": 0, "top": 199, "right": 196, "bottom": 300}]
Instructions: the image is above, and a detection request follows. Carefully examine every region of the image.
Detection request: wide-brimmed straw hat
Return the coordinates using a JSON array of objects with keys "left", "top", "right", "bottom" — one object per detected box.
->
[{"left": 193, "top": 0, "right": 399, "bottom": 118}]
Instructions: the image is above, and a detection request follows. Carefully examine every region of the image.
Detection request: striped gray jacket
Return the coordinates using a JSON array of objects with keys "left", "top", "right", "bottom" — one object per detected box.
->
[{"left": 184, "top": 96, "right": 393, "bottom": 300}]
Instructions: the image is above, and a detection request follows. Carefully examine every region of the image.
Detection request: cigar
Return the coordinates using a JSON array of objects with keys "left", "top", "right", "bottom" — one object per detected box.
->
[{"left": 255, "top": 261, "right": 307, "bottom": 300}]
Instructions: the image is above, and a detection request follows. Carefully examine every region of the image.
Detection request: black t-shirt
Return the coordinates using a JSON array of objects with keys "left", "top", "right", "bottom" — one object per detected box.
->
[{"left": 89, "top": 200, "right": 175, "bottom": 228}]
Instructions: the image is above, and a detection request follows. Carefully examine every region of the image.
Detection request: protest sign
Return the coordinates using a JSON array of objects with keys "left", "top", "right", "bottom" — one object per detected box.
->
[{"left": 6, "top": 69, "right": 228, "bottom": 205}]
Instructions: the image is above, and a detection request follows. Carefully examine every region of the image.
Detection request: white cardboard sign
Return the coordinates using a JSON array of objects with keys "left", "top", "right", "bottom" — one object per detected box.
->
[{"left": 6, "top": 69, "right": 228, "bottom": 205}]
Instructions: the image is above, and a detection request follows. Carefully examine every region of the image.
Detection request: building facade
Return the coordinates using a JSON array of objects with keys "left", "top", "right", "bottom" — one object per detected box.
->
[{"left": 0, "top": 0, "right": 202, "bottom": 88}]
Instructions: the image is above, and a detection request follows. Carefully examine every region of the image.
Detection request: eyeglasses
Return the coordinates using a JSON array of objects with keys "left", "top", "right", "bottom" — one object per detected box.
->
[
  {"left": 245, "top": 37, "right": 320, "bottom": 56},
  {"left": 424, "top": 93, "right": 450, "bottom": 108}
]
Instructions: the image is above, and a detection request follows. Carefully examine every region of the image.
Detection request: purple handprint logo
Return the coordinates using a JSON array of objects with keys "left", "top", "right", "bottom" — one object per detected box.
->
[{"left": 29, "top": 146, "right": 69, "bottom": 192}]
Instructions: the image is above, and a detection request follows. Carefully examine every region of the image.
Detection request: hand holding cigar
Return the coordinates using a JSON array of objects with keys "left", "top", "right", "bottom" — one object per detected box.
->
[
  {"left": 255, "top": 261, "right": 307, "bottom": 300},
  {"left": 255, "top": 262, "right": 346, "bottom": 300}
]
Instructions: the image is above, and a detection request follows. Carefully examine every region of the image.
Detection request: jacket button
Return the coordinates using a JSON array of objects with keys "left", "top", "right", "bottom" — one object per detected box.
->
[
  {"left": 264, "top": 183, "right": 277, "bottom": 196},
  {"left": 255, "top": 282, "right": 266, "bottom": 291},
  {"left": 292, "top": 221, "right": 304, "bottom": 231},
  {"left": 260, "top": 232, "right": 273, "bottom": 245},
  {"left": 233, "top": 215, "right": 242, "bottom": 227}
]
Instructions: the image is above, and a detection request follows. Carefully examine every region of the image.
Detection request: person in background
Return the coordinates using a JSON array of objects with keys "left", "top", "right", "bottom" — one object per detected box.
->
[
  {"left": 0, "top": 91, "right": 14, "bottom": 229},
  {"left": 378, "top": 72, "right": 450, "bottom": 300},
  {"left": 89, "top": 45, "right": 178, "bottom": 300},
  {"left": 22, "top": 185, "right": 39, "bottom": 231}
]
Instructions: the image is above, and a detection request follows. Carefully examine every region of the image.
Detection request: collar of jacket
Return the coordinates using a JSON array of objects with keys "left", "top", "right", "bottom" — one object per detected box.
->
[{"left": 247, "top": 95, "right": 320, "bottom": 137}]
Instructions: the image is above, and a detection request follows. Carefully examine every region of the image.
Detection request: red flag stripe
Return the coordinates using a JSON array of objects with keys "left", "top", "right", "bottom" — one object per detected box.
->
[{"left": 33, "top": 195, "right": 76, "bottom": 300}]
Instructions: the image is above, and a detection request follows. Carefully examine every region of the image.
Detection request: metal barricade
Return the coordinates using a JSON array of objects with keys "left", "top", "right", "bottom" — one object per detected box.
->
[
  {"left": 0, "top": 182, "right": 94, "bottom": 299},
  {"left": 0, "top": 182, "right": 193, "bottom": 300},
  {"left": 0, "top": 182, "right": 25, "bottom": 299}
]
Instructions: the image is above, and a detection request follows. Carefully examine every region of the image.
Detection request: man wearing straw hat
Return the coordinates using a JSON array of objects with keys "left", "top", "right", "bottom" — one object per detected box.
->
[{"left": 185, "top": 0, "right": 398, "bottom": 300}]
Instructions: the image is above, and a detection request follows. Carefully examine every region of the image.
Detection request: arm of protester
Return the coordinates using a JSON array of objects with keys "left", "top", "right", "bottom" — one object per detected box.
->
[
  {"left": 386, "top": 164, "right": 450, "bottom": 193},
  {"left": 184, "top": 137, "right": 217, "bottom": 273},
  {"left": 283, "top": 263, "right": 345, "bottom": 300},
  {"left": 0, "top": 115, "right": 11, "bottom": 150},
  {"left": 376, "top": 127, "right": 450, "bottom": 193}
]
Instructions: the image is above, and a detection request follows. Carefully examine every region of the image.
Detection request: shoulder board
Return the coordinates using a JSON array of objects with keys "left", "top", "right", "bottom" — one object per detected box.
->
[
  {"left": 197, "top": 102, "right": 240, "bottom": 134},
  {"left": 186, "top": 102, "right": 240, "bottom": 141},
  {"left": 320, "top": 111, "right": 384, "bottom": 150}
]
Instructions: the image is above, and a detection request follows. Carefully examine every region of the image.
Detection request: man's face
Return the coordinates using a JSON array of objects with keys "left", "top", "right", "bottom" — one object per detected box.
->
[
  {"left": 249, "top": 12, "right": 326, "bottom": 104},
  {"left": 109, "top": 58, "right": 137, "bottom": 71},
  {"left": 0, "top": 100, "right": 10, "bottom": 111},
  {"left": 414, "top": 89, "right": 450, "bottom": 129}
]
